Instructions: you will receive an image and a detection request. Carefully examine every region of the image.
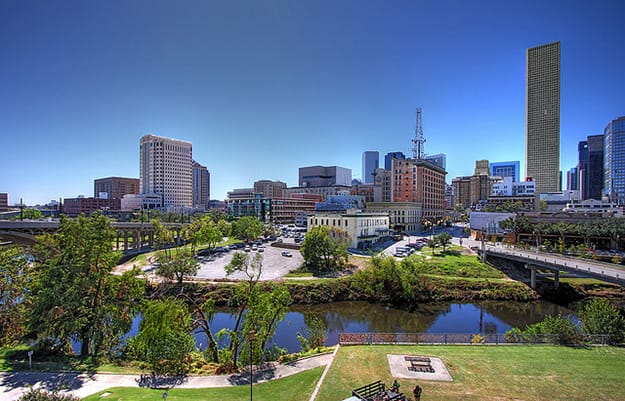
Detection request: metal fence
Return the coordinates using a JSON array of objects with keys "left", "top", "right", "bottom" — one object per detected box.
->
[{"left": 338, "top": 332, "right": 612, "bottom": 345}]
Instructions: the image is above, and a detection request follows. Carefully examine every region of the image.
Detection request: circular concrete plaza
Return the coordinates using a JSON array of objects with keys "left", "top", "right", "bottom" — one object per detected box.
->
[{"left": 195, "top": 245, "right": 304, "bottom": 281}]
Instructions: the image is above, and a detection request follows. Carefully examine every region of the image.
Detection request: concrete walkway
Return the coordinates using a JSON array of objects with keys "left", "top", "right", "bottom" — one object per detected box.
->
[{"left": 0, "top": 352, "right": 334, "bottom": 400}]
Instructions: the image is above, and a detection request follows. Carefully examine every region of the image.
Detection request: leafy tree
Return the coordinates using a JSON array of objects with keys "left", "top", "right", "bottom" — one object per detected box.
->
[
  {"left": 187, "top": 216, "right": 222, "bottom": 255},
  {"left": 219, "top": 251, "right": 264, "bottom": 371},
  {"left": 579, "top": 298, "right": 625, "bottom": 344},
  {"left": 185, "top": 296, "right": 219, "bottom": 363},
  {"left": 130, "top": 298, "right": 196, "bottom": 375},
  {"left": 506, "top": 314, "right": 580, "bottom": 345},
  {"left": 16, "top": 208, "right": 44, "bottom": 220},
  {"left": 300, "top": 226, "right": 349, "bottom": 274},
  {"left": 231, "top": 216, "right": 263, "bottom": 243},
  {"left": 29, "top": 213, "right": 145, "bottom": 358},
  {"left": 156, "top": 248, "right": 199, "bottom": 288},
  {"left": 0, "top": 246, "right": 34, "bottom": 345},
  {"left": 217, "top": 219, "right": 232, "bottom": 238},
  {"left": 435, "top": 232, "right": 453, "bottom": 253},
  {"left": 353, "top": 255, "right": 424, "bottom": 305}
]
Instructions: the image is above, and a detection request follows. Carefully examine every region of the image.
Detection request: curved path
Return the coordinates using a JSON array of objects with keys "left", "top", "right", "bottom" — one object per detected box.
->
[{"left": 0, "top": 352, "right": 333, "bottom": 400}]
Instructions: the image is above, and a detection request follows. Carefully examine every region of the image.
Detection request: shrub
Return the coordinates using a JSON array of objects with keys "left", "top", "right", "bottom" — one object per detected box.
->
[
  {"left": 579, "top": 298, "right": 625, "bottom": 344},
  {"left": 18, "top": 388, "right": 80, "bottom": 401}
]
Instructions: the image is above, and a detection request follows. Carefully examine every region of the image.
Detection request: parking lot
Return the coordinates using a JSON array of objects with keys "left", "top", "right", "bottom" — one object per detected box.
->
[{"left": 195, "top": 243, "right": 304, "bottom": 281}]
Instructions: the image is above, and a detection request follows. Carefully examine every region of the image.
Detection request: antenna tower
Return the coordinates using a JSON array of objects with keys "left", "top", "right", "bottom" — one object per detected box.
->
[{"left": 412, "top": 107, "right": 425, "bottom": 160}]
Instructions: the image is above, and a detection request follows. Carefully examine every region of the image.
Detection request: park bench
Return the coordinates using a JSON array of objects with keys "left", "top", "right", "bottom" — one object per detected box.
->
[{"left": 404, "top": 356, "right": 435, "bottom": 373}]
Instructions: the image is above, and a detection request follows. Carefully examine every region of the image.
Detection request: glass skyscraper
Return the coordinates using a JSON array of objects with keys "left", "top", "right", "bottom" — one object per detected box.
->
[
  {"left": 526, "top": 41, "right": 560, "bottom": 194},
  {"left": 362, "top": 151, "right": 379, "bottom": 184},
  {"left": 490, "top": 161, "right": 520, "bottom": 182},
  {"left": 604, "top": 116, "right": 625, "bottom": 204}
]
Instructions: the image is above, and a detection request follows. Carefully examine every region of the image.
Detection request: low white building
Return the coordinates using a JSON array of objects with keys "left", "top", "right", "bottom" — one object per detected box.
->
[
  {"left": 562, "top": 199, "right": 624, "bottom": 217},
  {"left": 307, "top": 210, "right": 390, "bottom": 249},
  {"left": 492, "top": 176, "right": 536, "bottom": 196},
  {"left": 121, "top": 193, "right": 162, "bottom": 211}
]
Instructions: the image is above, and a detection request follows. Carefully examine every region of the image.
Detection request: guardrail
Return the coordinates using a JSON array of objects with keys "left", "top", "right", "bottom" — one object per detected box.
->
[{"left": 338, "top": 332, "right": 611, "bottom": 345}]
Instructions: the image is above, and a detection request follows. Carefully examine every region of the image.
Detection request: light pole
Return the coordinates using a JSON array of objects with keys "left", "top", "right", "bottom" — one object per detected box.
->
[{"left": 249, "top": 329, "right": 256, "bottom": 401}]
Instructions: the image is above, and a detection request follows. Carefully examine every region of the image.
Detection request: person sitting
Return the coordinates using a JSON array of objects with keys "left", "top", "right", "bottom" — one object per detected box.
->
[{"left": 391, "top": 379, "right": 400, "bottom": 392}]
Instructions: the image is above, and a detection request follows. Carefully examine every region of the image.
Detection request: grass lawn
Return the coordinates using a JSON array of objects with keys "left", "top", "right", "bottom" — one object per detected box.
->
[
  {"left": 315, "top": 345, "right": 625, "bottom": 401},
  {"left": 405, "top": 252, "right": 506, "bottom": 279},
  {"left": 82, "top": 367, "right": 324, "bottom": 401}
]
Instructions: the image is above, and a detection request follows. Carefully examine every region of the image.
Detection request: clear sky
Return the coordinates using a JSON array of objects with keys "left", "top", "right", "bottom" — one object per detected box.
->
[{"left": 2, "top": 0, "right": 625, "bottom": 205}]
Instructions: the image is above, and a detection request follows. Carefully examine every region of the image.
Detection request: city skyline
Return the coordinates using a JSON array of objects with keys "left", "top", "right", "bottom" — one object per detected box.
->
[{"left": 2, "top": 1, "right": 625, "bottom": 205}]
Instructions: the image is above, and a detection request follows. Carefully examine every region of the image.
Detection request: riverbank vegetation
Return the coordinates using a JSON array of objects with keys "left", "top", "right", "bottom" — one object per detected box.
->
[{"left": 315, "top": 345, "right": 625, "bottom": 401}]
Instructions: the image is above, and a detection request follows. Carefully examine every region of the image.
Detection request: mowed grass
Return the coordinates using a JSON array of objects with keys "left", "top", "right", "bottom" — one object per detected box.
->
[
  {"left": 82, "top": 367, "right": 324, "bottom": 401},
  {"left": 315, "top": 345, "right": 625, "bottom": 401},
  {"left": 408, "top": 253, "right": 507, "bottom": 279}
]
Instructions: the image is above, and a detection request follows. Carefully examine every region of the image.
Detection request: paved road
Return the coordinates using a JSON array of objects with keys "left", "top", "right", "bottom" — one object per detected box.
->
[{"left": 0, "top": 353, "right": 333, "bottom": 400}]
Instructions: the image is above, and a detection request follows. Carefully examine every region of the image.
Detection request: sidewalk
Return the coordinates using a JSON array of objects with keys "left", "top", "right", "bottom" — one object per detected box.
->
[{"left": 0, "top": 352, "right": 334, "bottom": 400}]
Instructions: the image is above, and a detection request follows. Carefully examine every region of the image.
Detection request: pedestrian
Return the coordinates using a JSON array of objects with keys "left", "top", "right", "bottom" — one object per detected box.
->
[
  {"left": 391, "top": 379, "right": 400, "bottom": 392},
  {"left": 413, "top": 384, "right": 422, "bottom": 401}
]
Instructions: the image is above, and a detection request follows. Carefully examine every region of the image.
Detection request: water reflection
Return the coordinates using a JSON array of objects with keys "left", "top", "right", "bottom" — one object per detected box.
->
[{"left": 73, "top": 300, "right": 576, "bottom": 355}]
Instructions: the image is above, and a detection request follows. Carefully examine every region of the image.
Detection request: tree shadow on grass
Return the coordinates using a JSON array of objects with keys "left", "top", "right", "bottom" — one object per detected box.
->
[{"left": 227, "top": 362, "right": 277, "bottom": 385}]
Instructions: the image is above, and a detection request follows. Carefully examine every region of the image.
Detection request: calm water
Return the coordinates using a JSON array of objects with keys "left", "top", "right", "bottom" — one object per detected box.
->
[{"left": 75, "top": 300, "right": 575, "bottom": 354}]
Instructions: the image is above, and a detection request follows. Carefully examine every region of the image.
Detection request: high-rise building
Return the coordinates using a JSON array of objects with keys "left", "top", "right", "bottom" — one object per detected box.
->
[
  {"left": 361, "top": 151, "right": 379, "bottom": 184},
  {"left": 577, "top": 135, "right": 603, "bottom": 200},
  {"left": 526, "top": 41, "right": 561, "bottom": 194},
  {"left": 567, "top": 168, "right": 578, "bottom": 191},
  {"left": 298, "top": 165, "right": 352, "bottom": 187},
  {"left": 603, "top": 116, "right": 625, "bottom": 204},
  {"left": 140, "top": 134, "right": 193, "bottom": 208},
  {"left": 94, "top": 177, "right": 140, "bottom": 200},
  {"left": 490, "top": 161, "right": 520, "bottom": 182},
  {"left": 192, "top": 160, "right": 210, "bottom": 210},
  {"left": 384, "top": 151, "right": 405, "bottom": 170},
  {"left": 425, "top": 153, "right": 446, "bottom": 170}
]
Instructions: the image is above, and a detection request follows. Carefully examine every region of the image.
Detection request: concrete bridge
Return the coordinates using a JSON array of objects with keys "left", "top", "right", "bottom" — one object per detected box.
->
[
  {"left": 480, "top": 244, "right": 625, "bottom": 289},
  {"left": 0, "top": 220, "right": 183, "bottom": 253}
]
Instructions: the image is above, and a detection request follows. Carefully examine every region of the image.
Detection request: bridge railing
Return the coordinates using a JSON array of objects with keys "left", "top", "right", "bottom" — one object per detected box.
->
[{"left": 338, "top": 332, "right": 611, "bottom": 345}]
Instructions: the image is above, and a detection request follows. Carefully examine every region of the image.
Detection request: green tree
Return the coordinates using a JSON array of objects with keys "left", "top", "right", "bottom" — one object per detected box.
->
[
  {"left": 187, "top": 216, "right": 222, "bottom": 255},
  {"left": 29, "top": 213, "right": 145, "bottom": 358},
  {"left": 579, "top": 298, "right": 625, "bottom": 344},
  {"left": 231, "top": 216, "right": 263, "bottom": 243},
  {"left": 435, "top": 232, "right": 453, "bottom": 253},
  {"left": 300, "top": 226, "right": 349, "bottom": 274},
  {"left": 156, "top": 247, "right": 199, "bottom": 287},
  {"left": 186, "top": 297, "right": 219, "bottom": 363},
  {"left": 506, "top": 314, "right": 580, "bottom": 345},
  {"left": 16, "top": 208, "right": 44, "bottom": 220},
  {"left": 130, "top": 298, "right": 196, "bottom": 375},
  {"left": 0, "top": 246, "right": 34, "bottom": 345}
]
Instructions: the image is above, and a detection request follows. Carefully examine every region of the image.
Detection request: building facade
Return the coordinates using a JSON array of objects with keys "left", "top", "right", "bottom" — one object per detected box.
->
[
  {"left": 391, "top": 158, "right": 446, "bottom": 222},
  {"left": 604, "top": 116, "right": 625, "bottom": 204},
  {"left": 384, "top": 152, "right": 406, "bottom": 170},
  {"left": 490, "top": 161, "right": 520, "bottom": 182},
  {"left": 307, "top": 211, "right": 389, "bottom": 249},
  {"left": 284, "top": 185, "right": 352, "bottom": 201},
  {"left": 0, "top": 193, "right": 7, "bottom": 212},
  {"left": 361, "top": 151, "right": 379, "bottom": 184},
  {"left": 94, "top": 177, "right": 139, "bottom": 200},
  {"left": 372, "top": 168, "right": 392, "bottom": 202},
  {"left": 577, "top": 134, "right": 603, "bottom": 200},
  {"left": 253, "top": 180, "right": 286, "bottom": 198},
  {"left": 192, "top": 160, "right": 210, "bottom": 210},
  {"left": 365, "top": 202, "right": 422, "bottom": 233},
  {"left": 63, "top": 197, "right": 121, "bottom": 217},
  {"left": 140, "top": 134, "right": 193, "bottom": 208},
  {"left": 526, "top": 41, "right": 561, "bottom": 194},
  {"left": 298, "top": 165, "right": 351, "bottom": 187}
]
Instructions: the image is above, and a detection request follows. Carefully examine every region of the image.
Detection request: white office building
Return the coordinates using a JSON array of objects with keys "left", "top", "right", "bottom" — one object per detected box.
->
[{"left": 140, "top": 134, "right": 193, "bottom": 208}]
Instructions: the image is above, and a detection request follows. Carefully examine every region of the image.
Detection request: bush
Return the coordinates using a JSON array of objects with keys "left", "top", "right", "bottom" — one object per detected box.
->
[
  {"left": 579, "top": 298, "right": 625, "bottom": 344},
  {"left": 18, "top": 388, "right": 80, "bottom": 401},
  {"left": 505, "top": 314, "right": 580, "bottom": 345}
]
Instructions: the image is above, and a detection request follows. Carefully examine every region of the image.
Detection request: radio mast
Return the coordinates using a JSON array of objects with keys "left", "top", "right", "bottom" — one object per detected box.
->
[{"left": 412, "top": 107, "right": 425, "bottom": 160}]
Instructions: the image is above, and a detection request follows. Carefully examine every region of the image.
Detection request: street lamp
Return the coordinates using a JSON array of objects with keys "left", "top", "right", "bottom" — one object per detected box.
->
[{"left": 249, "top": 329, "right": 256, "bottom": 401}]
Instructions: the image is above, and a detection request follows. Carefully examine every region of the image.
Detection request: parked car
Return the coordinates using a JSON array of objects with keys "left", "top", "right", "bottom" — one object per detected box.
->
[
  {"left": 244, "top": 246, "right": 251, "bottom": 252},
  {"left": 281, "top": 251, "right": 292, "bottom": 257}
]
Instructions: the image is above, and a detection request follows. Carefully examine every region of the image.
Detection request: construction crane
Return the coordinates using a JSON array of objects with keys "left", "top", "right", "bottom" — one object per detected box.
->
[{"left": 412, "top": 107, "right": 425, "bottom": 160}]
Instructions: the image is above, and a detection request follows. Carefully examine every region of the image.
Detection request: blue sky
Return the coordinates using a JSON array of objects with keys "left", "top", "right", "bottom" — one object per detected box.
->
[{"left": 2, "top": 0, "right": 625, "bottom": 205}]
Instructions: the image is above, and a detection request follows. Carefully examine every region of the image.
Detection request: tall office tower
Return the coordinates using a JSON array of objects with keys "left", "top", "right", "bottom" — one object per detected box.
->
[
  {"left": 140, "top": 134, "right": 193, "bottom": 208},
  {"left": 361, "top": 151, "right": 379, "bottom": 184},
  {"left": 192, "top": 160, "right": 210, "bottom": 210},
  {"left": 384, "top": 151, "right": 405, "bottom": 170},
  {"left": 566, "top": 168, "right": 578, "bottom": 191},
  {"left": 490, "top": 161, "right": 520, "bottom": 182},
  {"left": 526, "top": 41, "right": 561, "bottom": 194},
  {"left": 425, "top": 153, "right": 446, "bottom": 170},
  {"left": 577, "top": 135, "right": 603, "bottom": 200},
  {"left": 298, "top": 166, "right": 352, "bottom": 187},
  {"left": 94, "top": 177, "right": 140, "bottom": 199},
  {"left": 603, "top": 116, "right": 625, "bottom": 204},
  {"left": 254, "top": 180, "right": 286, "bottom": 198}
]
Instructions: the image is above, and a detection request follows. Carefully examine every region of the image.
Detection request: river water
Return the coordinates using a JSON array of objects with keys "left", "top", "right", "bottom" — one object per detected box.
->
[{"left": 184, "top": 300, "right": 575, "bottom": 353}]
